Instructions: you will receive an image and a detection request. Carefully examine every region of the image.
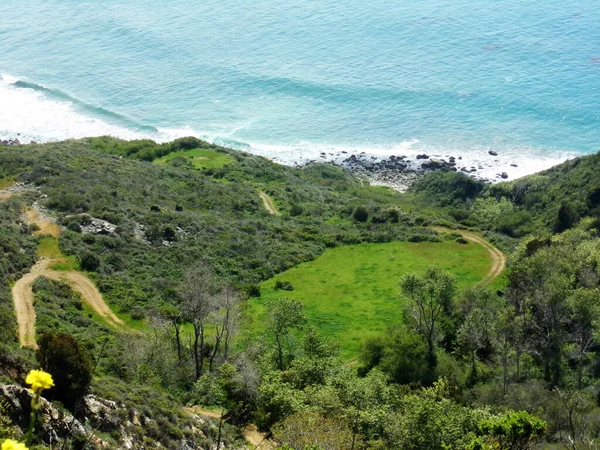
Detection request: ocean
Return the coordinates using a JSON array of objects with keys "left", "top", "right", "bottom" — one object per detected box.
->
[{"left": 1, "top": 0, "right": 599, "bottom": 180}]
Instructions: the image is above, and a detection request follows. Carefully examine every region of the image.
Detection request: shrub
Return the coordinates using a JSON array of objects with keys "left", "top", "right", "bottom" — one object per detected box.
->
[
  {"left": 36, "top": 332, "right": 93, "bottom": 410},
  {"left": 290, "top": 204, "right": 303, "bottom": 216},
  {"left": 78, "top": 252, "right": 100, "bottom": 271},
  {"left": 246, "top": 285, "right": 261, "bottom": 298},
  {"left": 274, "top": 280, "right": 294, "bottom": 291},
  {"left": 352, "top": 206, "right": 369, "bottom": 222}
]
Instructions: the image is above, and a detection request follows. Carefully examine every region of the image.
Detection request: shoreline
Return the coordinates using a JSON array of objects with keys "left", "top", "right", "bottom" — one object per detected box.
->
[{"left": 2, "top": 134, "right": 576, "bottom": 192}]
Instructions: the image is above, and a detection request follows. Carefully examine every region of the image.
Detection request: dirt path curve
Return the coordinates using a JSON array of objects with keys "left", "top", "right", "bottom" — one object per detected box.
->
[
  {"left": 3, "top": 193, "right": 125, "bottom": 347},
  {"left": 429, "top": 226, "right": 506, "bottom": 286},
  {"left": 11, "top": 258, "right": 50, "bottom": 349},
  {"left": 184, "top": 407, "right": 276, "bottom": 449},
  {"left": 259, "top": 191, "right": 281, "bottom": 216},
  {"left": 43, "top": 270, "right": 124, "bottom": 327}
]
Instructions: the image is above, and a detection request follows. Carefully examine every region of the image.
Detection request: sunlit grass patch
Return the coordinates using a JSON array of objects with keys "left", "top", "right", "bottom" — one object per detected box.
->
[
  {"left": 154, "top": 148, "right": 234, "bottom": 169},
  {"left": 248, "top": 240, "right": 493, "bottom": 360}
]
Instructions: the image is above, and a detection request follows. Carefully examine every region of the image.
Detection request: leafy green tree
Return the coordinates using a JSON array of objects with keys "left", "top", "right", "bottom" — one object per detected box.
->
[
  {"left": 385, "top": 378, "right": 487, "bottom": 450},
  {"left": 476, "top": 410, "right": 546, "bottom": 450},
  {"left": 377, "top": 326, "right": 430, "bottom": 386},
  {"left": 266, "top": 298, "right": 307, "bottom": 370},
  {"left": 401, "top": 267, "right": 456, "bottom": 370}
]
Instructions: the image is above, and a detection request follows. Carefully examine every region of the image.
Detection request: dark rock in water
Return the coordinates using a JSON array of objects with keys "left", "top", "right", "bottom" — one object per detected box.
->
[
  {"left": 458, "top": 156, "right": 462, "bottom": 160},
  {"left": 370, "top": 156, "right": 377, "bottom": 160},
  {"left": 341, "top": 151, "right": 348, "bottom": 154},
  {"left": 488, "top": 150, "right": 498, "bottom": 156},
  {"left": 510, "top": 163, "right": 518, "bottom": 167},
  {"left": 500, "top": 172, "right": 508, "bottom": 179},
  {"left": 416, "top": 154, "right": 429, "bottom": 159}
]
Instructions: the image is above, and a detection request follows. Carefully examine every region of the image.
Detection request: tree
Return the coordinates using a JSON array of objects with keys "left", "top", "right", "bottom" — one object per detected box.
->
[
  {"left": 554, "top": 202, "right": 578, "bottom": 233},
  {"left": 477, "top": 410, "right": 546, "bottom": 450},
  {"left": 36, "top": 332, "right": 93, "bottom": 410},
  {"left": 567, "top": 289, "right": 600, "bottom": 389},
  {"left": 378, "top": 326, "right": 430, "bottom": 386},
  {"left": 385, "top": 378, "right": 485, "bottom": 450},
  {"left": 208, "top": 285, "right": 242, "bottom": 371},
  {"left": 179, "top": 262, "right": 220, "bottom": 379},
  {"left": 266, "top": 298, "right": 307, "bottom": 370},
  {"left": 401, "top": 267, "right": 456, "bottom": 370},
  {"left": 456, "top": 309, "right": 489, "bottom": 387}
]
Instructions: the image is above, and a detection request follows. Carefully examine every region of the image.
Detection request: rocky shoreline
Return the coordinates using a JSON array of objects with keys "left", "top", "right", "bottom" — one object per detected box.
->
[
  {"left": 2, "top": 135, "right": 519, "bottom": 192},
  {"left": 297, "top": 150, "right": 519, "bottom": 192}
]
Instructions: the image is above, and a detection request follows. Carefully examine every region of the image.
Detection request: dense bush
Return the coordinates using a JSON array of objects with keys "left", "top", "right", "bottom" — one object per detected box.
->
[{"left": 36, "top": 332, "right": 93, "bottom": 410}]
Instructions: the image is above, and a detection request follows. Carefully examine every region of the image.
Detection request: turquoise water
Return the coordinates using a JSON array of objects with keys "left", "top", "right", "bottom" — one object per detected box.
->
[{"left": 1, "top": 0, "right": 599, "bottom": 178}]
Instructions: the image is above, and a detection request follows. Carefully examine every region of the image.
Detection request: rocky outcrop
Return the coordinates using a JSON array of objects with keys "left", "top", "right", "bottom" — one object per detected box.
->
[
  {"left": 339, "top": 153, "right": 459, "bottom": 192},
  {"left": 80, "top": 217, "right": 118, "bottom": 236},
  {"left": 0, "top": 384, "right": 223, "bottom": 449},
  {"left": 0, "top": 384, "right": 92, "bottom": 447}
]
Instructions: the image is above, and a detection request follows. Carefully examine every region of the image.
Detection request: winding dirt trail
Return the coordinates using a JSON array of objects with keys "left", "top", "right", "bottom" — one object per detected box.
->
[
  {"left": 430, "top": 226, "right": 506, "bottom": 286},
  {"left": 2, "top": 191, "right": 124, "bottom": 347},
  {"left": 259, "top": 191, "right": 281, "bottom": 216}
]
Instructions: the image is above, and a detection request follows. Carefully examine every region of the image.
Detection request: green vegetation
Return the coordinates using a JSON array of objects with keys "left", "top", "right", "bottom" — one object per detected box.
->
[
  {"left": 2, "top": 137, "right": 600, "bottom": 449},
  {"left": 409, "top": 152, "right": 600, "bottom": 239},
  {"left": 37, "top": 237, "right": 77, "bottom": 271},
  {"left": 154, "top": 147, "right": 235, "bottom": 169},
  {"left": 250, "top": 240, "right": 493, "bottom": 359}
]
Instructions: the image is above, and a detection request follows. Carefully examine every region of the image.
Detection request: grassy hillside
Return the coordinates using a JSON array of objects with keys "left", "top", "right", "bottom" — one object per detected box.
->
[
  {"left": 0, "top": 137, "right": 435, "bottom": 323},
  {"left": 3, "top": 137, "right": 600, "bottom": 450},
  {"left": 248, "top": 239, "right": 496, "bottom": 359},
  {"left": 408, "top": 151, "right": 600, "bottom": 239}
]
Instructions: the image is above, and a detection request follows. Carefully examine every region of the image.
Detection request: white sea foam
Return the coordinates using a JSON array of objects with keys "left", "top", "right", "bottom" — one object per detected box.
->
[
  {"left": 0, "top": 74, "right": 150, "bottom": 143},
  {"left": 0, "top": 73, "right": 577, "bottom": 183}
]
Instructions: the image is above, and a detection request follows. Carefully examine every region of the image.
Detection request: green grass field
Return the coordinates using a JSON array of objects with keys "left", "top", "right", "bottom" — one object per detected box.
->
[
  {"left": 37, "top": 237, "right": 78, "bottom": 271},
  {"left": 248, "top": 240, "right": 497, "bottom": 360},
  {"left": 154, "top": 148, "right": 234, "bottom": 169}
]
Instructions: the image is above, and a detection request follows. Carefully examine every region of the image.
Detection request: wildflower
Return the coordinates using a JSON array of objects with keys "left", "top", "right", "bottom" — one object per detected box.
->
[
  {"left": 25, "top": 370, "right": 54, "bottom": 394},
  {"left": 1, "top": 439, "right": 28, "bottom": 450}
]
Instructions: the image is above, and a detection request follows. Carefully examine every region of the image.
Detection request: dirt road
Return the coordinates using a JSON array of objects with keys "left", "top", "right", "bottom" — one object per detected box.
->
[
  {"left": 430, "top": 226, "right": 506, "bottom": 285},
  {"left": 26, "top": 207, "right": 62, "bottom": 238},
  {"left": 5, "top": 195, "right": 125, "bottom": 347},
  {"left": 259, "top": 191, "right": 281, "bottom": 216},
  {"left": 11, "top": 259, "right": 51, "bottom": 349}
]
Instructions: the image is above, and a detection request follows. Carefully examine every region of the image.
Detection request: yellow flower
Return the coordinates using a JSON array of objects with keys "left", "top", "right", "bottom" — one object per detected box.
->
[
  {"left": 1, "top": 439, "right": 29, "bottom": 450},
  {"left": 25, "top": 369, "right": 54, "bottom": 394}
]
